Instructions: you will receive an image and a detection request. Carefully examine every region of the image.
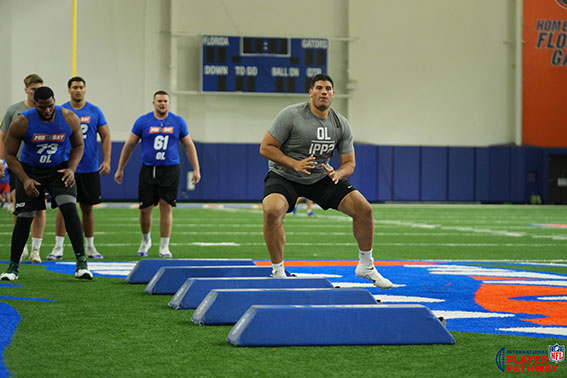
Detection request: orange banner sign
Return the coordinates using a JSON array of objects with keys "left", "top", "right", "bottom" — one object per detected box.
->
[{"left": 523, "top": 0, "right": 567, "bottom": 147}]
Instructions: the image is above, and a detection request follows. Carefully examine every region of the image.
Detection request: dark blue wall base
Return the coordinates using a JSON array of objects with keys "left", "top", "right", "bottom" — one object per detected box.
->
[{"left": 100, "top": 142, "right": 567, "bottom": 203}]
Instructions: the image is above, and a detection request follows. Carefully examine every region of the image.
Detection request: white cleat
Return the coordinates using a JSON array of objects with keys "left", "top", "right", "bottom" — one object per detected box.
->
[
  {"left": 159, "top": 249, "right": 173, "bottom": 258},
  {"left": 86, "top": 247, "right": 104, "bottom": 259},
  {"left": 75, "top": 269, "right": 93, "bottom": 280},
  {"left": 20, "top": 245, "right": 29, "bottom": 263},
  {"left": 271, "top": 270, "right": 287, "bottom": 278},
  {"left": 137, "top": 240, "right": 151, "bottom": 257},
  {"left": 30, "top": 247, "right": 42, "bottom": 264},
  {"left": 0, "top": 272, "right": 18, "bottom": 281},
  {"left": 47, "top": 246, "right": 64, "bottom": 261},
  {"left": 355, "top": 264, "right": 393, "bottom": 289}
]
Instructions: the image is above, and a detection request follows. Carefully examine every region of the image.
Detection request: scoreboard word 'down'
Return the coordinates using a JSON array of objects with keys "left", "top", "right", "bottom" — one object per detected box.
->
[{"left": 201, "top": 35, "right": 328, "bottom": 94}]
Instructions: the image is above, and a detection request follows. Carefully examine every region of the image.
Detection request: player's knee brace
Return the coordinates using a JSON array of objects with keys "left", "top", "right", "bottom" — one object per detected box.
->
[
  {"left": 17, "top": 210, "right": 36, "bottom": 218},
  {"left": 54, "top": 194, "right": 76, "bottom": 207}
]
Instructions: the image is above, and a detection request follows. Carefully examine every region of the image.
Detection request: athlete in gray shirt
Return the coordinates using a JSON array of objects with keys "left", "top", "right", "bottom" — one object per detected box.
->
[
  {"left": 260, "top": 73, "right": 393, "bottom": 289},
  {"left": 267, "top": 101, "right": 354, "bottom": 184},
  {"left": 0, "top": 74, "right": 46, "bottom": 264}
]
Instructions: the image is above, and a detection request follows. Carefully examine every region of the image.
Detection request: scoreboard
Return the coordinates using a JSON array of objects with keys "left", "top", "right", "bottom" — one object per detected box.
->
[{"left": 201, "top": 35, "right": 328, "bottom": 94}]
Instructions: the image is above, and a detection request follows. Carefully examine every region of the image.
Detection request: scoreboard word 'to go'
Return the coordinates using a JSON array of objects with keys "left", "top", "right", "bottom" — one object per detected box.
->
[{"left": 201, "top": 35, "right": 328, "bottom": 94}]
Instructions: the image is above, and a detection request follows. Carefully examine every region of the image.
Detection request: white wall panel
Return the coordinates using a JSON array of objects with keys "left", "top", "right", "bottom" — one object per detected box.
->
[{"left": 3, "top": 0, "right": 518, "bottom": 146}]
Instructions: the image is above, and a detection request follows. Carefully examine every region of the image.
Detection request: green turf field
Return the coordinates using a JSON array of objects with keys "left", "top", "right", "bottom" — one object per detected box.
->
[{"left": 0, "top": 203, "right": 566, "bottom": 377}]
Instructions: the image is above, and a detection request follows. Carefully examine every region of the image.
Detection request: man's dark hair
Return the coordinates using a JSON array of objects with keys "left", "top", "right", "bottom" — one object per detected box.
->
[
  {"left": 68, "top": 76, "right": 86, "bottom": 88},
  {"left": 309, "top": 74, "right": 334, "bottom": 89},
  {"left": 153, "top": 90, "right": 169, "bottom": 98},
  {"left": 34, "top": 86, "right": 54, "bottom": 101}
]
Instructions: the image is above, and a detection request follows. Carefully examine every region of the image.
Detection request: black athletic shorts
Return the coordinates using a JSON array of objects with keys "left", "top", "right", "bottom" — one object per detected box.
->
[
  {"left": 75, "top": 172, "right": 102, "bottom": 205},
  {"left": 7, "top": 168, "right": 18, "bottom": 192},
  {"left": 138, "top": 164, "right": 180, "bottom": 209},
  {"left": 15, "top": 162, "right": 76, "bottom": 215},
  {"left": 263, "top": 171, "right": 356, "bottom": 213}
]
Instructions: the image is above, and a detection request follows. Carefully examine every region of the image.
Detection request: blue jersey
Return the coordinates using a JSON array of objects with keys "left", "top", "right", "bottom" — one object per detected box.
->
[
  {"left": 62, "top": 101, "right": 107, "bottom": 173},
  {"left": 19, "top": 106, "right": 72, "bottom": 168},
  {"left": 131, "top": 112, "right": 189, "bottom": 166}
]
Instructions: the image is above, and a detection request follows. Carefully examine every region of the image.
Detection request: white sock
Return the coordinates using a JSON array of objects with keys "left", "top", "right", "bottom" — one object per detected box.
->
[
  {"left": 160, "top": 237, "right": 170, "bottom": 251},
  {"left": 142, "top": 233, "right": 151, "bottom": 243},
  {"left": 359, "top": 249, "right": 374, "bottom": 265},
  {"left": 85, "top": 237, "right": 95, "bottom": 249},
  {"left": 32, "top": 238, "right": 42, "bottom": 250},
  {"left": 55, "top": 236, "right": 65, "bottom": 249},
  {"left": 271, "top": 261, "right": 285, "bottom": 275}
]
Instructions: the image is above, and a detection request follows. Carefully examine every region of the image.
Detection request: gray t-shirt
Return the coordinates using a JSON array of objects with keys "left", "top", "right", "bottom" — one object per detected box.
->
[
  {"left": 1, "top": 101, "right": 30, "bottom": 133},
  {"left": 1, "top": 101, "right": 30, "bottom": 159},
  {"left": 267, "top": 102, "right": 354, "bottom": 184}
]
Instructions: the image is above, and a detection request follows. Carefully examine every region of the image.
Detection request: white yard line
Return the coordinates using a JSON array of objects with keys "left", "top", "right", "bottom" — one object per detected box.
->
[{"left": 497, "top": 327, "right": 567, "bottom": 337}]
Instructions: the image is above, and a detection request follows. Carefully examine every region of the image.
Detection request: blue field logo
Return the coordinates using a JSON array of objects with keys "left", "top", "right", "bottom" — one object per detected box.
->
[{"left": 549, "top": 344, "right": 565, "bottom": 364}]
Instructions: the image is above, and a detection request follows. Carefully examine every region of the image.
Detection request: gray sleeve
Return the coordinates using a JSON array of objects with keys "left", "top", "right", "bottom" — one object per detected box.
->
[
  {"left": 0, "top": 108, "right": 13, "bottom": 133},
  {"left": 336, "top": 114, "right": 354, "bottom": 155},
  {"left": 267, "top": 107, "right": 294, "bottom": 144},
  {"left": 0, "top": 104, "right": 22, "bottom": 134}
]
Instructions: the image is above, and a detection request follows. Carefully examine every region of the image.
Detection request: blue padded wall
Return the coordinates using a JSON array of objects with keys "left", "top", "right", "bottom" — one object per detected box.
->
[
  {"left": 448, "top": 148, "right": 475, "bottom": 201},
  {"left": 475, "top": 148, "right": 490, "bottom": 202},
  {"left": 247, "top": 144, "right": 269, "bottom": 201},
  {"left": 421, "top": 147, "right": 448, "bottom": 201},
  {"left": 350, "top": 144, "right": 378, "bottom": 201},
  {"left": 220, "top": 144, "right": 248, "bottom": 200},
  {"left": 393, "top": 146, "right": 421, "bottom": 201},
  {"left": 377, "top": 146, "right": 394, "bottom": 201},
  {"left": 99, "top": 141, "right": 565, "bottom": 203},
  {"left": 489, "top": 147, "right": 511, "bottom": 202},
  {"left": 196, "top": 143, "right": 222, "bottom": 201},
  {"left": 510, "top": 147, "right": 526, "bottom": 203},
  {"left": 100, "top": 143, "right": 142, "bottom": 201},
  {"left": 177, "top": 142, "right": 202, "bottom": 201}
]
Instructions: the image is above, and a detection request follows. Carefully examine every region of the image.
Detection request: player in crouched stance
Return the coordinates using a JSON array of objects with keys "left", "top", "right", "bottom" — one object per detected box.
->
[
  {"left": 0, "top": 87, "right": 92, "bottom": 281},
  {"left": 260, "top": 74, "right": 392, "bottom": 289}
]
